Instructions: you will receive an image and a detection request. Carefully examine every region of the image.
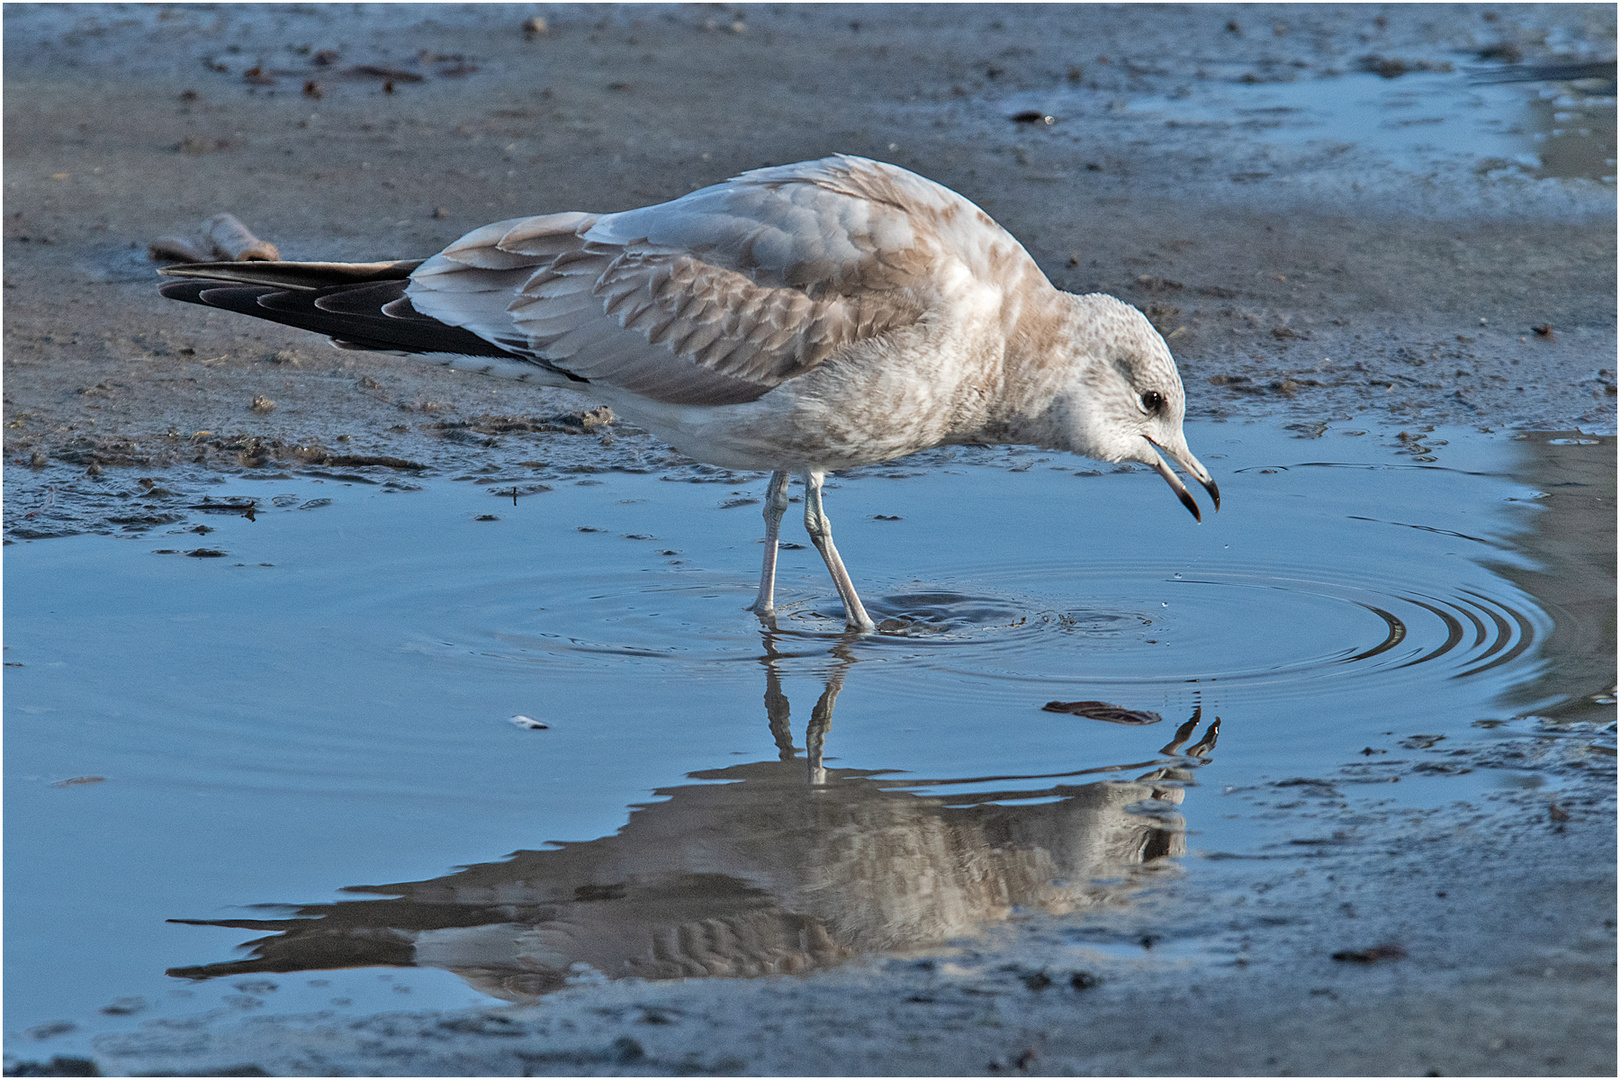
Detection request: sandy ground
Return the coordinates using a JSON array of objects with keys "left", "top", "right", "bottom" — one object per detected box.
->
[{"left": 3, "top": 4, "right": 1615, "bottom": 1076}]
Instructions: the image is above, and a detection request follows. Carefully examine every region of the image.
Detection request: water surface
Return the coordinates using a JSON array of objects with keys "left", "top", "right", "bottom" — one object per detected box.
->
[{"left": 4, "top": 422, "right": 1612, "bottom": 1056}]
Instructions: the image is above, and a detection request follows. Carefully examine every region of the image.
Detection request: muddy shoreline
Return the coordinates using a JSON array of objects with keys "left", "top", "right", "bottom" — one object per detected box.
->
[
  {"left": 4, "top": 4, "right": 1615, "bottom": 542},
  {"left": 4, "top": 4, "right": 1614, "bottom": 1076}
]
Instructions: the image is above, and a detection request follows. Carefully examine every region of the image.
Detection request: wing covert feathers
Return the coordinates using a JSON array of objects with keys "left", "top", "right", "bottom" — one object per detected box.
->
[{"left": 404, "top": 157, "right": 989, "bottom": 407}]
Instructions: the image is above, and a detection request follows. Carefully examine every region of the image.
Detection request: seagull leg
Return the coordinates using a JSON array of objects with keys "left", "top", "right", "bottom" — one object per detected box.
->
[
  {"left": 800, "top": 469, "right": 876, "bottom": 633},
  {"left": 751, "top": 470, "right": 792, "bottom": 619}
]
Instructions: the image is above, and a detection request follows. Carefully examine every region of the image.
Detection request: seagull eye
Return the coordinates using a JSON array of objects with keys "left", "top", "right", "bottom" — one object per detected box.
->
[{"left": 1140, "top": 390, "right": 1165, "bottom": 413}]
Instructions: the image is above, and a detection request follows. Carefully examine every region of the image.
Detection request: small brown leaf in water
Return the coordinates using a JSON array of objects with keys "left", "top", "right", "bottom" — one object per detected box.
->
[{"left": 1041, "top": 700, "right": 1163, "bottom": 725}]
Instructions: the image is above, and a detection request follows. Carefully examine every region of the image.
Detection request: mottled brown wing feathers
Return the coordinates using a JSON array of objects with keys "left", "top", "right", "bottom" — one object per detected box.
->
[
  {"left": 405, "top": 160, "right": 952, "bottom": 406},
  {"left": 509, "top": 249, "right": 917, "bottom": 393}
]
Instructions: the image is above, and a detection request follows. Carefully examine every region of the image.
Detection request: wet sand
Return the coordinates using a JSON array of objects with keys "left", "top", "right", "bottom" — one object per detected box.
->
[{"left": 3, "top": 4, "right": 1614, "bottom": 1076}]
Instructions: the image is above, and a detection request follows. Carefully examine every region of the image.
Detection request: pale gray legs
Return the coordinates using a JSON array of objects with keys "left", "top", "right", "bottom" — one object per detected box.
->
[
  {"left": 802, "top": 470, "right": 876, "bottom": 632},
  {"left": 750, "top": 469, "right": 876, "bottom": 634},
  {"left": 750, "top": 470, "right": 793, "bottom": 620}
]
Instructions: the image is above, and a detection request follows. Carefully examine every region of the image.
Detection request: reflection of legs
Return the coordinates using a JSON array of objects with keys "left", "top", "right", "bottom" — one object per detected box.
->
[
  {"left": 751, "top": 470, "right": 792, "bottom": 619},
  {"left": 764, "top": 658, "right": 796, "bottom": 762},
  {"left": 805, "top": 666, "right": 845, "bottom": 786},
  {"left": 801, "top": 469, "right": 875, "bottom": 633}
]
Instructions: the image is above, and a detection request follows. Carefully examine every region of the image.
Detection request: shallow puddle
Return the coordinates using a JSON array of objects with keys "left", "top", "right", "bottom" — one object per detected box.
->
[
  {"left": 994, "top": 64, "right": 1617, "bottom": 188},
  {"left": 4, "top": 422, "right": 1613, "bottom": 1053},
  {"left": 1129, "top": 69, "right": 1614, "bottom": 181}
]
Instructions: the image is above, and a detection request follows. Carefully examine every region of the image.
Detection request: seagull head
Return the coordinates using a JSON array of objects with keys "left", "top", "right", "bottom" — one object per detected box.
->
[{"left": 1054, "top": 295, "right": 1220, "bottom": 522}]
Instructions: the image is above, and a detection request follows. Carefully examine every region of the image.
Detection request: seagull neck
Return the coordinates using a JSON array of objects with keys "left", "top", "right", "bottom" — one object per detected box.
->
[{"left": 985, "top": 288, "right": 1097, "bottom": 447}]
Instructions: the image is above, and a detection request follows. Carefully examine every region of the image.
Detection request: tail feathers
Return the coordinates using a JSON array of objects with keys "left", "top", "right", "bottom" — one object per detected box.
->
[
  {"left": 156, "top": 259, "right": 423, "bottom": 289},
  {"left": 160, "top": 258, "right": 591, "bottom": 381},
  {"left": 159, "top": 277, "right": 525, "bottom": 359}
]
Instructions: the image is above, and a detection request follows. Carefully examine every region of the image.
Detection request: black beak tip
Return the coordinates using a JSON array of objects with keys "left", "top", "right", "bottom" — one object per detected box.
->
[
  {"left": 1177, "top": 487, "right": 1202, "bottom": 523},
  {"left": 1207, "top": 479, "right": 1221, "bottom": 512}
]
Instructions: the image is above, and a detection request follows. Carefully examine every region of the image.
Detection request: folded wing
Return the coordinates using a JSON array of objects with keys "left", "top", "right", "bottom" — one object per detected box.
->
[
  {"left": 160, "top": 156, "right": 1024, "bottom": 407},
  {"left": 407, "top": 156, "right": 1001, "bottom": 406}
]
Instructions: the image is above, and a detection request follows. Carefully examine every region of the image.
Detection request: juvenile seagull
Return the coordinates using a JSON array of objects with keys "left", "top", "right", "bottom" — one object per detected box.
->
[{"left": 159, "top": 155, "right": 1218, "bottom": 633}]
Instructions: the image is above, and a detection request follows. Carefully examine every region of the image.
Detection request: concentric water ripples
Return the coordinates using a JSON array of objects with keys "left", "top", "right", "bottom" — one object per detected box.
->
[{"left": 442, "top": 553, "right": 1546, "bottom": 710}]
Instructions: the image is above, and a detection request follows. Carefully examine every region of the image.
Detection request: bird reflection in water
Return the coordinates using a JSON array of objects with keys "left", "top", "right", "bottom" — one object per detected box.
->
[{"left": 168, "top": 637, "right": 1221, "bottom": 1003}]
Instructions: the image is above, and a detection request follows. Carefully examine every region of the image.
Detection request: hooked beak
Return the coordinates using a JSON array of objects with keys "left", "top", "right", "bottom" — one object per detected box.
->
[{"left": 1143, "top": 436, "right": 1221, "bottom": 522}]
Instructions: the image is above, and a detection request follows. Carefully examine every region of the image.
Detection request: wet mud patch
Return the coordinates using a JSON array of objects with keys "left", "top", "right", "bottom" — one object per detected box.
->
[{"left": 0, "top": 411, "right": 648, "bottom": 543}]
